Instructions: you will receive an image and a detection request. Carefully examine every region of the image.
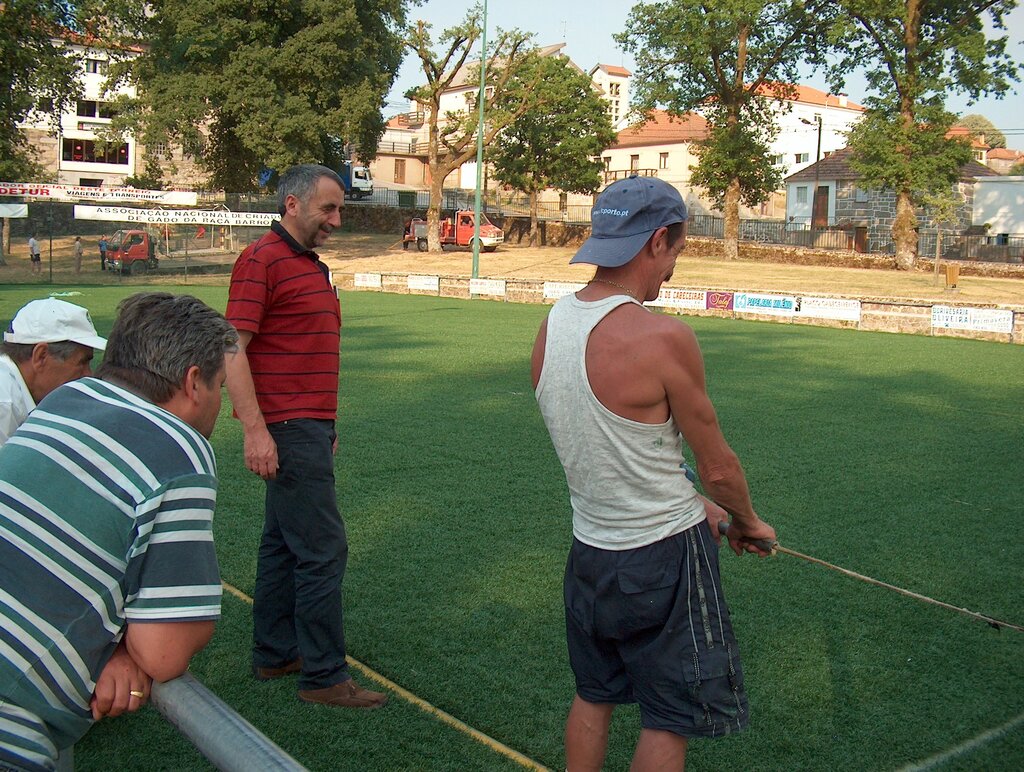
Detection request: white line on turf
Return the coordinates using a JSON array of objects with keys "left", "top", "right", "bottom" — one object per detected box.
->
[{"left": 896, "top": 711, "right": 1024, "bottom": 771}]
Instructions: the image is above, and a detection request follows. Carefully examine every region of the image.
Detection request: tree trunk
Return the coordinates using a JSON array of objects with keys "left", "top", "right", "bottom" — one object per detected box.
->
[
  {"left": 427, "top": 167, "right": 444, "bottom": 253},
  {"left": 528, "top": 189, "right": 538, "bottom": 247},
  {"left": 722, "top": 178, "right": 741, "bottom": 260},
  {"left": 892, "top": 190, "right": 918, "bottom": 270},
  {"left": 0, "top": 219, "right": 6, "bottom": 266}
]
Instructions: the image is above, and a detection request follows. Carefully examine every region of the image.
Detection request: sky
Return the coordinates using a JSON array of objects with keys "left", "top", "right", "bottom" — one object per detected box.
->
[{"left": 387, "top": 0, "right": 1024, "bottom": 145}]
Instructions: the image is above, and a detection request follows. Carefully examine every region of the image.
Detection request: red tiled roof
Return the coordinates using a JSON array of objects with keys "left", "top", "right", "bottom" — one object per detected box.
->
[
  {"left": 613, "top": 110, "right": 708, "bottom": 148},
  {"left": 946, "top": 126, "right": 991, "bottom": 150},
  {"left": 987, "top": 147, "right": 1023, "bottom": 160},
  {"left": 592, "top": 64, "right": 631, "bottom": 77},
  {"left": 755, "top": 83, "right": 864, "bottom": 111}
]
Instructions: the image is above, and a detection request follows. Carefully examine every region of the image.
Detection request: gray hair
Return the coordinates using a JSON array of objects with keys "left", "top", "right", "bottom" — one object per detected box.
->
[
  {"left": 2, "top": 340, "right": 82, "bottom": 363},
  {"left": 276, "top": 164, "right": 345, "bottom": 215},
  {"left": 97, "top": 293, "right": 238, "bottom": 404}
]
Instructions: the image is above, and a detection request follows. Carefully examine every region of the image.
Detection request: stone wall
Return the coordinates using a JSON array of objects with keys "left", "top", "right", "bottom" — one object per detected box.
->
[{"left": 338, "top": 270, "right": 1023, "bottom": 346}]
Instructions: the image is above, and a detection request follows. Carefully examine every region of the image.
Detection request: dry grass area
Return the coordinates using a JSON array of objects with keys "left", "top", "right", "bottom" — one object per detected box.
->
[{"left": 4, "top": 232, "right": 1023, "bottom": 306}]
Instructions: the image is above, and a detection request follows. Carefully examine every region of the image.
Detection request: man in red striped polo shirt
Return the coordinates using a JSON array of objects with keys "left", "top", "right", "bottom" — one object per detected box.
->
[{"left": 225, "top": 164, "right": 387, "bottom": 709}]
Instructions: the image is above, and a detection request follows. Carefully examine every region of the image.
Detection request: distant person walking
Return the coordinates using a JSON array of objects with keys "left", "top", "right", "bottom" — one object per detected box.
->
[
  {"left": 28, "top": 234, "right": 41, "bottom": 274},
  {"left": 73, "top": 236, "right": 84, "bottom": 273},
  {"left": 98, "top": 236, "right": 108, "bottom": 271}
]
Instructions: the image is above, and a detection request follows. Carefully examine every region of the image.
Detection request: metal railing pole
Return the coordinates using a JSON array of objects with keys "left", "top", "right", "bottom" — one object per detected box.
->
[{"left": 151, "top": 672, "right": 306, "bottom": 772}]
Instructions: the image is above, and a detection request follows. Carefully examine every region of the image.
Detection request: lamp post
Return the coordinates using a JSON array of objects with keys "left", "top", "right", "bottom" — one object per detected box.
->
[
  {"left": 800, "top": 114, "right": 823, "bottom": 231},
  {"left": 471, "top": 0, "right": 488, "bottom": 279}
]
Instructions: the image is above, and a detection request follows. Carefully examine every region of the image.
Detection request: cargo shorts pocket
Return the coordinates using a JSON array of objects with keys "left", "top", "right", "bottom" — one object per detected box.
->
[
  {"left": 615, "top": 560, "right": 680, "bottom": 634},
  {"left": 681, "top": 644, "right": 747, "bottom": 735}
]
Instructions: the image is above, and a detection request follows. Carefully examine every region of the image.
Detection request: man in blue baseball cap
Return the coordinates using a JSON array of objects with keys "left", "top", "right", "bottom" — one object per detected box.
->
[{"left": 531, "top": 175, "right": 775, "bottom": 770}]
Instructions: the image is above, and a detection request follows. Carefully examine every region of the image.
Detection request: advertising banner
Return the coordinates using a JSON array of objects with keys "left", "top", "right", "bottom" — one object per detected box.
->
[
  {"left": 470, "top": 278, "right": 506, "bottom": 296},
  {"left": 407, "top": 275, "right": 440, "bottom": 292},
  {"left": 74, "top": 205, "right": 278, "bottom": 227},
  {"left": 543, "top": 282, "right": 586, "bottom": 299},
  {"left": 1, "top": 183, "right": 197, "bottom": 205},
  {"left": 0, "top": 204, "right": 28, "bottom": 218},
  {"left": 733, "top": 292, "right": 798, "bottom": 316},
  {"left": 931, "top": 305, "right": 1014, "bottom": 334},
  {"left": 648, "top": 288, "right": 707, "bottom": 310},
  {"left": 706, "top": 291, "right": 735, "bottom": 311},
  {"left": 354, "top": 273, "right": 382, "bottom": 288},
  {"left": 795, "top": 296, "right": 862, "bottom": 322}
]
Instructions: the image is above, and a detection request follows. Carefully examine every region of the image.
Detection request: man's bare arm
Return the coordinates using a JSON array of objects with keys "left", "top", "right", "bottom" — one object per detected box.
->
[
  {"left": 123, "top": 620, "right": 215, "bottom": 683},
  {"left": 530, "top": 317, "right": 548, "bottom": 390},
  {"left": 224, "top": 330, "right": 278, "bottom": 479},
  {"left": 660, "top": 322, "right": 776, "bottom": 555}
]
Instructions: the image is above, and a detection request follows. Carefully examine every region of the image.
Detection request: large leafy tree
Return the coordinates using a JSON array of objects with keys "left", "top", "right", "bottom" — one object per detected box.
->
[
  {"left": 489, "top": 56, "right": 616, "bottom": 245},
  {"left": 106, "top": 0, "right": 409, "bottom": 192},
  {"left": 831, "top": 0, "right": 1019, "bottom": 269},
  {"left": 405, "top": 7, "right": 542, "bottom": 252},
  {"left": 618, "top": 0, "right": 832, "bottom": 259},
  {"left": 953, "top": 113, "right": 1006, "bottom": 149},
  {"left": 0, "top": 1, "right": 91, "bottom": 181}
]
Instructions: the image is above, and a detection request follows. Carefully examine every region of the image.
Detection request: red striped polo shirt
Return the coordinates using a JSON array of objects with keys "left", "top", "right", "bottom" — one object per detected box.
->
[{"left": 226, "top": 221, "right": 341, "bottom": 424}]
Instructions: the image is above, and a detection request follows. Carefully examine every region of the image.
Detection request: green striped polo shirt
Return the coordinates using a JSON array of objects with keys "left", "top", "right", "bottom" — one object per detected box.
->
[{"left": 0, "top": 378, "right": 222, "bottom": 771}]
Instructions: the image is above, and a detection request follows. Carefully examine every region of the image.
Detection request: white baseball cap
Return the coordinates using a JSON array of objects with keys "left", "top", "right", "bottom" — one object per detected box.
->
[{"left": 4, "top": 298, "right": 107, "bottom": 350}]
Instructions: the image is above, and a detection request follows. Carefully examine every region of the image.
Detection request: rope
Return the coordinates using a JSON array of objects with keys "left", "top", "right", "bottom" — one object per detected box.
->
[{"left": 772, "top": 544, "right": 1024, "bottom": 633}]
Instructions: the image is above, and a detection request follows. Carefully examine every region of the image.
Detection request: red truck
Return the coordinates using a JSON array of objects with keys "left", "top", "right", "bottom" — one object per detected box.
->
[
  {"left": 403, "top": 210, "right": 504, "bottom": 252},
  {"left": 105, "top": 229, "right": 160, "bottom": 274}
]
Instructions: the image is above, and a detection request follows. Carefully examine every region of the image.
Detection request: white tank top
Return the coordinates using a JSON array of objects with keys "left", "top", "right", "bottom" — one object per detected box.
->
[{"left": 536, "top": 293, "right": 706, "bottom": 550}]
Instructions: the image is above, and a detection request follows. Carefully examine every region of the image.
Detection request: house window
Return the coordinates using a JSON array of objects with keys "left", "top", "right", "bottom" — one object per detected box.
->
[
  {"left": 795, "top": 152, "right": 809, "bottom": 164},
  {"left": 149, "top": 142, "right": 169, "bottom": 159},
  {"left": 770, "top": 154, "right": 784, "bottom": 166},
  {"left": 603, "top": 156, "right": 611, "bottom": 171},
  {"left": 79, "top": 178, "right": 103, "bottom": 187},
  {"left": 394, "top": 159, "right": 406, "bottom": 184},
  {"left": 796, "top": 186, "right": 808, "bottom": 204},
  {"left": 84, "top": 58, "right": 107, "bottom": 75},
  {"left": 659, "top": 152, "right": 669, "bottom": 169},
  {"left": 62, "top": 138, "right": 129, "bottom": 165},
  {"left": 77, "top": 100, "right": 116, "bottom": 119},
  {"left": 630, "top": 154, "right": 639, "bottom": 171},
  {"left": 854, "top": 187, "right": 869, "bottom": 203},
  {"left": 610, "top": 83, "right": 620, "bottom": 97}
]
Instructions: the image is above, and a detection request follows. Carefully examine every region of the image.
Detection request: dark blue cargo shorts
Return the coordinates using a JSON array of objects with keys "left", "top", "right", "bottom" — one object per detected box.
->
[{"left": 564, "top": 520, "right": 749, "bottom": 738}]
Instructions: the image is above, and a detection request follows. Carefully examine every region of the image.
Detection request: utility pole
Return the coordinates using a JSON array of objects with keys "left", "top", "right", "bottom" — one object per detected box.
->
[
  {"left": 471, "top": 0, "right": 488, "bottom": 279},
  {"left": 800, "top": 113, "right": 823, "bottom": 235}
]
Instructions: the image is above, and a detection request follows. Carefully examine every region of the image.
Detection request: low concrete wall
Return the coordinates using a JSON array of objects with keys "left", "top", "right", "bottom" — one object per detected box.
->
[{"left": 338, "top": 272, "right": 1023, "bottom": 345}]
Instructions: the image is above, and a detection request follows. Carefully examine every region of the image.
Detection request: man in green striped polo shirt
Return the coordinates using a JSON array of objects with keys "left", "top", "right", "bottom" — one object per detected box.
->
[{"left": 0, "top": 293, "right": 238, "bottom": 771}]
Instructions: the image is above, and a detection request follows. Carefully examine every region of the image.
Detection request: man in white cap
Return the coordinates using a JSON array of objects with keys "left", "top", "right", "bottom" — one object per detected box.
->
[
  {"left": 1, "top": 298, "right": 107, "bottom": 444},
  {"left": 531, "top": 175, "right": 776, "bottom": 770}
]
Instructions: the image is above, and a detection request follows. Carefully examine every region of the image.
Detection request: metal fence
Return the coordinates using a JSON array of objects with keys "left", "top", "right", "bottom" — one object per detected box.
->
[{"left": 5, "top": 187, "right": 1021, "bottom": 266}]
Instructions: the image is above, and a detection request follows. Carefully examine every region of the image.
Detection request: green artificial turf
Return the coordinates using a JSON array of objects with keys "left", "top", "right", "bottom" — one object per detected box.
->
[{"left": 2, "top": 286, "right": 1021, "bottom": 771}]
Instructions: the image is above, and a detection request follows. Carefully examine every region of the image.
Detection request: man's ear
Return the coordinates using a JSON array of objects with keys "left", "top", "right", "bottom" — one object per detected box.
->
[
  {"left": 182, "top": 365, "right": 203, "bottom": 404},
  {"left": 283, "top": 193, "right": 300, "bottom": 216},
  {"left": 29, "top": 342, "right": 51, "bottom": 370},
  {"left": 650, "top": 225, "right": 671, "bottom": 256}
]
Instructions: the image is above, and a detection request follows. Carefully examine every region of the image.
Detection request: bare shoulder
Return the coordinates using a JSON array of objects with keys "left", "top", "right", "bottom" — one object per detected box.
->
[{"left": 643, "top": 309, "right": 700, "bottom": 356}]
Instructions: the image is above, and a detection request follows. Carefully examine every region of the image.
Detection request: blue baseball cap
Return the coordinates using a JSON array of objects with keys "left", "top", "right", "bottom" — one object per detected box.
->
[{"left": 570, "top": 175, "right": 688, "bottom": 268}]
